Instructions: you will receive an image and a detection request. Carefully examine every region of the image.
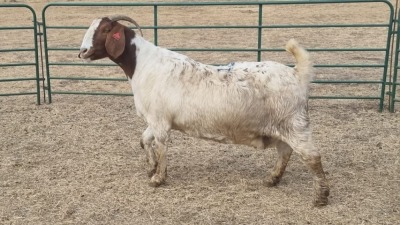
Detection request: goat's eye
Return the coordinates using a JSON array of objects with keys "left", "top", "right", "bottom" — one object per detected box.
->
[{"left": 104, "top": 28, "right": 110, "bottom": 33}]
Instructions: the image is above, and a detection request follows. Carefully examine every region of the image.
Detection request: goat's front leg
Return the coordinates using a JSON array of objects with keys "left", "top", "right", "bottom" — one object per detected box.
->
[
  {"left": 141, "top": 127, "right": 157, "bottom": 177},
  {"left": 148, "top": 129, "right": 169, "bottom": 187}
]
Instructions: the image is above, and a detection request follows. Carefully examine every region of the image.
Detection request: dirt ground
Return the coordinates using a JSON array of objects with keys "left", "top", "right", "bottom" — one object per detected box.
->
[{"left": 1, "top": 0, "right": 400, "bottom": 224}]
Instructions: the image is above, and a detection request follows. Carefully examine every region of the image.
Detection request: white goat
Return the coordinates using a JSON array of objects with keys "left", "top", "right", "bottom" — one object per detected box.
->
[{"left": 79, "top": 15, "right": 330, "bottom": 206}]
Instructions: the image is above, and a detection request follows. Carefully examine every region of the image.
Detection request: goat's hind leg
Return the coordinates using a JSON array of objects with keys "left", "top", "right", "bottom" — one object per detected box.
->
[
  {"left": 264, "top": 140, "right": 293, "bottom": 187},
  {"left": 288, "top": 134, "right": 330, "bottom": 206},
  {"left": 141, "top": 127, "right": 157, "bottom": 177}
]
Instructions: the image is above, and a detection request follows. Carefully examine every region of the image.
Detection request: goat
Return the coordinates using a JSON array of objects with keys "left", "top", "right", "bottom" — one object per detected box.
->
[{"left": 78, "top": 15, "right": 330, "bottom": 206}]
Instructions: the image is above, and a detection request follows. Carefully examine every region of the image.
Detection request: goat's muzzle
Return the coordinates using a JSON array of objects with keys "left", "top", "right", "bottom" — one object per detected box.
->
[{"left": 78, "top": 48, "right": 94, "bottom": 59}]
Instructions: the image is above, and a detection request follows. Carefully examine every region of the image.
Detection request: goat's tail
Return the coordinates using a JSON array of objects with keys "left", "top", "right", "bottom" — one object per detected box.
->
[{"left": 285, "top": 39, "right": 314, "bottom": 90}]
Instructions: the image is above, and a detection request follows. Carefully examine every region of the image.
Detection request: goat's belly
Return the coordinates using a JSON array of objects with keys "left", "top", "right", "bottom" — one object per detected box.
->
[
  {"left": 171, "top": 122, "right": 231, "bottom": 142},
  {"left": 180, "top": 129, "right": 234, "bottom": 144},
  {"left": 176, "top": 127, "right": 275, "bottom": 149},
  {"left": 171, "top": 119, "right": 271, "bottom": 148}
]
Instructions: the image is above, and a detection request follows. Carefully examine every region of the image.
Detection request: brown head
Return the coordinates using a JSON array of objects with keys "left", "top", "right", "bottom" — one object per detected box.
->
[{"left": 78, "top": 15, "right": 143, "bottom": 78}]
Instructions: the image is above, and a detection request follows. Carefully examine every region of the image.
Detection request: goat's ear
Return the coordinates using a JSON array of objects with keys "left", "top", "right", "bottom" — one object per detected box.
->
[{"left": 105, "top": 24, "right": 126, "bottom": 59}]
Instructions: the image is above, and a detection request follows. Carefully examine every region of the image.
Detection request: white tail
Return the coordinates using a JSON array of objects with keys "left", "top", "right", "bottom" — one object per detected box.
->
[{"left": 285, "top": 39, "right": 314, "bottom": 90}]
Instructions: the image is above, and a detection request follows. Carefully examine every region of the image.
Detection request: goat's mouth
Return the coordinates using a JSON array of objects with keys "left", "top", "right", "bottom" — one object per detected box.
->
[{"left": 78, "top": 48, "right": 95, "bottom": 60}]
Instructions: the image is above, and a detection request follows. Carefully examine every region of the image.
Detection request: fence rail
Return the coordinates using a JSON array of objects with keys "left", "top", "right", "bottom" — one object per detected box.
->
[{"left": 0, "top": 4, "right": 41, "bottom": 104}]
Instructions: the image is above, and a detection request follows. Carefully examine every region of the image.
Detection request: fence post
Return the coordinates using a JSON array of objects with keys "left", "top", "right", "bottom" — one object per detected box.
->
[
  {"left": 41, "top": 4, "right": 52, "bottom": 103},
  {"left": 257, "top": 4, "right": 263, "bottom": 62},
  {"left": 390, "top": 9, "right": 400, "bottom": 112},
  {"left": 380, "top": 3, "right": 395, "bottom": 111},
  {"left": 154, "top": 5, "right": 158, "bottom": 46},
  {"left": 33, "top": 16, "right": 41, "bottom": 105}
]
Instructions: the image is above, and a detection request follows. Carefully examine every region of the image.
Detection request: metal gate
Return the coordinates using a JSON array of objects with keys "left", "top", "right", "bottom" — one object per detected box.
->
[
  {"left": 0, "top": 4, "right": 41, "bottom": 104},
  {"left": 42, "top": 0, "right": 394, "bottom": 111}
]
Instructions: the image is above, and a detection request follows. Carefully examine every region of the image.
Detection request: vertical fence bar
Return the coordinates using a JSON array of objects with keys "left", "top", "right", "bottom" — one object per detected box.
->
[
  {"left": 257, "top": 4, "right": 263, "bottom": 62},
  {"left": 390, "top": 43, "right": 399, "bottom": 112},
  {"left": 154, "top": 5, "right": 158, "bottom": 46},
  {"left": 42, "top": 5, "right": 52, "bottom": 103},
  {"left": 37, "top": 21, "right": 47, "bottom": 103},
  {"left": 33, "top": 14, "right": 41, "bottom": 105},
  {"left": 390, "top": 9, "right": 400, "bottom": 112},
  {"left": 380, "top": 3, "right": 395, "bottom": 111}
]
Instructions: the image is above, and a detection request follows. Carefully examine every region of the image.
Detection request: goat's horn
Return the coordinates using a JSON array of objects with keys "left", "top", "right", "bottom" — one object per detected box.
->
[{"left": 109, "top": 15, "right": 143, "bottom": 37}]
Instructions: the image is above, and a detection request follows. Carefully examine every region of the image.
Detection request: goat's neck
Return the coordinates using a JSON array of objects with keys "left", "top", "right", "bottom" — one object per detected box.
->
[
  {"left": 132, "top": 36, "right": 165, "bottom": 70},
  {"left": 132, "top": 36, "right": 209, "bottom": 76},
  {"left": 132, "top": 36, "right": 183, "bottom": 74},
  {"left": 110, "top": 28, "right": 137, "bottom": 79}
]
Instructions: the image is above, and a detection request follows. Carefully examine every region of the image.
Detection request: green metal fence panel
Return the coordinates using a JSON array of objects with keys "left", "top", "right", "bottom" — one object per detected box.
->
[
  {"left": 42, "top": 0, "right": 394, "bottom": 111},
  {"left": 390, "top": 9, "right": 400, "bottom": 112},
  {"left": 0, "top": 4, "right": 41, "bottom": 104}
]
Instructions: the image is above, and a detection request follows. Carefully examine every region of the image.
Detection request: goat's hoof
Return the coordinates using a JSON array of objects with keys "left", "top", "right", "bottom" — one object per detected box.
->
[
  {"left": 140, "top": 139, "right": 144, "bottom": 149},
  {"left": 149, "top": 175, "right": 165, "bottom": 187},
  {"left": 313, "top": 186, "right": 330, "bottom": 207},
  {"left": 147, "top": 167, "right": 156, "bottom": 178},
  {"left": 147, "top": 165, "right": 157, "bottom": 177},
  {"left": 264, "top": 176, "right": 280, "bottom": 187},
  {"left": 313, "top": 196, "right": 329, "bottom": 207}
]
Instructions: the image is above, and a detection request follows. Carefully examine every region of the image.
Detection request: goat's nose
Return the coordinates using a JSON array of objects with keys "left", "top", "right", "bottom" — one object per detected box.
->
[{"left": 78, "top": 48, "right": 87, "bottom": 58}]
